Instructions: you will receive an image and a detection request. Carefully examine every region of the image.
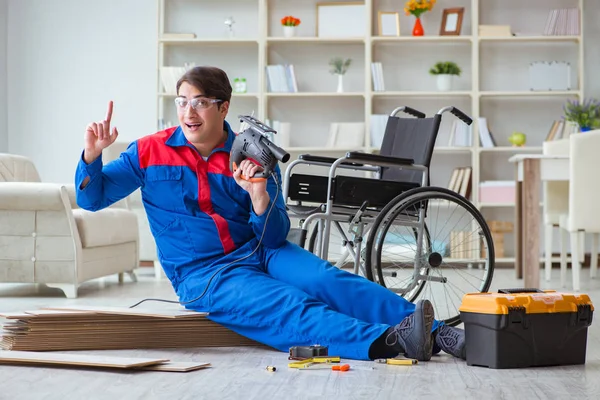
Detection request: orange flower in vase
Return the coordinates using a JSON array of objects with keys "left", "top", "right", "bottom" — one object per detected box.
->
[
  {"left": 404, "top": 0, "right": 436, "bottom": 36},
  {"left": 281, "top": 15, "right": 301, "bottom": 38}
]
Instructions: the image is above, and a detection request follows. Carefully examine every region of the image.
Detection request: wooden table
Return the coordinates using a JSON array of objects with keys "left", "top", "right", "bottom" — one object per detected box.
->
[{"left": 509, "top": 154, "right": 570, "bottom": 288}]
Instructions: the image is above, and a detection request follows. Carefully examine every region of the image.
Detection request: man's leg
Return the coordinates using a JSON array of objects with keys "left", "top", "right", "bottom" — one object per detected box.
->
[
  {"left": 176, "top": 260, "right": 433, "bottom": 361},
  {"left": 263, "top": 241, "right": 441, "bottom": 331},
  {"left": 264, "top": 241, "right": 466, "bottom": 360},
  {"left": 178, "top": 261, "right": 387, "bottom": 360}
]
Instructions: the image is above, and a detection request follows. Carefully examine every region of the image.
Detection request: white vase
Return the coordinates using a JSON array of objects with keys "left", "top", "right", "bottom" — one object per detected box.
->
[
  {"left": 436, "top": 74, "right": 453, "bottom": 91},
  {"left": 283, "top": 26, "right": 296, "bottom": 38},
  {"left": 336, "top": 74, "right": 344, "bottom": 93}
]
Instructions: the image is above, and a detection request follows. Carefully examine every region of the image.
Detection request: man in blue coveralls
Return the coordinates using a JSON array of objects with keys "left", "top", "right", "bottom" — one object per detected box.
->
[{"left": 75, "top": 66, "right": 466, "bottom": 361}]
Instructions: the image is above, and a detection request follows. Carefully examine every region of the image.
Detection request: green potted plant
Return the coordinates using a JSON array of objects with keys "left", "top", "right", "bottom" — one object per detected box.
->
[
  {"left": 329, "top": 57, "right": 352, "bottom": 93},
  {"left": 563, "top": 98, "right": 600, "bottom": 132},
  {"left": 429, "top": 61, "right": 461, "bottom": 91}
]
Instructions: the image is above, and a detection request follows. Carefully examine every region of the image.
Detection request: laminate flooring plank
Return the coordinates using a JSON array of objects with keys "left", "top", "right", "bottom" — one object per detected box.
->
[
  {"left": 140, "top": 361, "right": 211, "bottom": 372},
  {"left": 0, "top": 350, "right": 169, "bottom": 368},
  {"left": 40, "top": 305, "right": 208, "bottom": 319}
]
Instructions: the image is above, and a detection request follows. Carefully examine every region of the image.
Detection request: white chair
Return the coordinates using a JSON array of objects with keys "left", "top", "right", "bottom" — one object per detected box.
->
[
  {"left": 542, "top": 138, "right": 571, "bottom": 283},
  {"left": 558, "top": 130, "right": 600, "bottom": 291},
  {"left": 0, "top": 153, "right": 139, "bottom": 298}
]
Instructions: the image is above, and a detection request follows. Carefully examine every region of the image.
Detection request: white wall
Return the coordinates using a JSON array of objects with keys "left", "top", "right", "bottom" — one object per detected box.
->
[
  {"left": 0, "top": 0, "right": 7, "bottom": 153},
  {"left": 6, "top": 0, "right": 156, "bottom": 183}
]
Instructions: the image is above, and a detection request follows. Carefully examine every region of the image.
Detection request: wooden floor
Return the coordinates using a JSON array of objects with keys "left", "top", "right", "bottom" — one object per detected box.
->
[{"left": 1, "top": 267, "right": 599, "bottom": 400}]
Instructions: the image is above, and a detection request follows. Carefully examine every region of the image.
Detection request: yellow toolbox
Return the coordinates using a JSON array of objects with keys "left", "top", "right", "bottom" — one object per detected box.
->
[{"left": 459, "top": 289, "right": 594, "bottom": 369}]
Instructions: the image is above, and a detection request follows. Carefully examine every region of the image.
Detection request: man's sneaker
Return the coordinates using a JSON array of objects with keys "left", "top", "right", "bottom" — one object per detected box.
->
[
  {"left": 433, "top": 325, "right": 466, "bottom": 360},
  {"left": 385, "top": 299, "right": 435, "bottom": 361}
]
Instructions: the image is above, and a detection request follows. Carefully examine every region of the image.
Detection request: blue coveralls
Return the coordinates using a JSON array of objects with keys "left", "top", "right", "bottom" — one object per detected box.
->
[{"left": 75, "top": 121, "right": 439, "bottom": 360}]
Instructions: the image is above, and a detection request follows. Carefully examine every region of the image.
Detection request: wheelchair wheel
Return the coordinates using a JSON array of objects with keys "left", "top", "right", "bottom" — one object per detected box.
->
[
  {"left": 365, "top": 187, "right": 495, "bottom": 327},
  {"left": 368, "top": 224, "right": 433, "bottom": 300}
]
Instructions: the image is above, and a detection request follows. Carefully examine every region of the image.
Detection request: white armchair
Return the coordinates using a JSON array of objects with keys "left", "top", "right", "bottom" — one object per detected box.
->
[
  {"left": 0, "top": 153, "right": 139, "bottom": 298},
  {"left": 558, "top": 130, "right": 600, "bottom": 291}
]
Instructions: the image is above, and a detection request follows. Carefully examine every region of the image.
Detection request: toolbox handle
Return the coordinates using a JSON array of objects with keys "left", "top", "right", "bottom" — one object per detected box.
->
[{"left": 498, "top": 288, "right": 544, "bottom": 294}]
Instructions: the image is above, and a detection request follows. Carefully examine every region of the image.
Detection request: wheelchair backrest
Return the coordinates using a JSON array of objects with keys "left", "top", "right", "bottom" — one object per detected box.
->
[{"left": 379, "top": 115, "right": 441, "bottom": 186}]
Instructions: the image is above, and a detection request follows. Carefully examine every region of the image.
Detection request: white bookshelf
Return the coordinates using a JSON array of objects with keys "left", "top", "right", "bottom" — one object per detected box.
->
[{"left": 156, "top": 0, "right": 584, "bottom": 263}]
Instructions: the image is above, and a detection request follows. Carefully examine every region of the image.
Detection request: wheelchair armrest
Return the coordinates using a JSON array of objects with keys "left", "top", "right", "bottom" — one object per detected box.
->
[
  {"left": 299, "top": 154, "right": 365, "bottom": 167},
  {"left": 345, "top": 152, "right": 414, "bottom": 166}
]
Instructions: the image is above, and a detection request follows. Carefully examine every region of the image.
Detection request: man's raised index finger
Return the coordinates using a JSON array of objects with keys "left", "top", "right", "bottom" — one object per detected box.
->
[{"left": 105, "top": 100, "right": 114, "bottom": 122}]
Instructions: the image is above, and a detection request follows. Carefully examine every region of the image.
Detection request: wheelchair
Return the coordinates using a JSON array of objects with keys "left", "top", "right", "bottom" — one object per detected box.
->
[{"left": 283, "top": 106, "right": 495, "bottom": 326}]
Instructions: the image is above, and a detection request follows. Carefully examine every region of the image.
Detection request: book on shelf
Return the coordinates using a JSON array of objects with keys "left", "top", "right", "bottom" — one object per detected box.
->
[
  {"left": 544, "top": 120, "right": 578, "bottom": 141},
  {"left": 263, "top": 119, "right": 291, "bottom": 148},
  {"left": 478, "top": 117, "right": 497, "bottom": 148},
  {"left": 447, "top": 119, "right": 472, "bottom": 147},
  {"left": 543, "top": 8, "right": 580, "bottom": 36},
  {"left": 266, "top": 64, "right": 298, "bottom": 93},
  {"left": 450, "top": 230, "right": 484, "bottom": 259},
  {"left": 371, "top": 62, "right": 385, "bottom": 92},
  {"left": 326, "top": 122, "right": 365, "bottom": 148},
  {"left": 447, "top": 166, "right": 472, "bottom": 199},
  {"left": 370, "top": 114, "right": 388, "bottom": 149},
  {"left": 160, "top": 66, "right": 187, "bottom": 95}
]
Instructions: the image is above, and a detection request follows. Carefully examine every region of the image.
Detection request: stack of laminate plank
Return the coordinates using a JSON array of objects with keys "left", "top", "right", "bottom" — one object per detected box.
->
[{"left": 0, "top": 306, "right": 259, "bottom": 351}]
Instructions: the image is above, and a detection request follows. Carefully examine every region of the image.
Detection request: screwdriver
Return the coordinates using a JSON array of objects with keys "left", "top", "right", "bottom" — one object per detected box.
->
[
  {"left": 298, "top": 363, "right": 351, "bottom": 371},
  {"left": 375, "top": 358, "right": 418, "bottom": 365}
]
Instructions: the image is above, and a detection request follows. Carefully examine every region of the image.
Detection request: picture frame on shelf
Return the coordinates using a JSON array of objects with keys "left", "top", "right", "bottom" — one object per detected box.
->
[
  {"left": 378, "top": 11, "right": 400, "bottom": 37},
  {"left": 316, "top": 2, "right": 366, "bottom": 38},
  {"left": 440, "top": 7, "right": 464, "bottom": 36}
]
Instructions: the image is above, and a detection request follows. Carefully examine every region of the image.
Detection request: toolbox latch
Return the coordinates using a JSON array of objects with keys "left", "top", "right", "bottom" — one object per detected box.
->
[
  {"left": 508, "top": 306, "right": 529, "bottom": 329},
  {"left": 570, "top": 304, "right": 593, "bottom": 327}
]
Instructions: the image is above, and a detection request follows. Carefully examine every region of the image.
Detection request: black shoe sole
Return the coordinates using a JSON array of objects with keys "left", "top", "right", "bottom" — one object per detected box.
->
[{"left": 408, "top": 299, "right": 435, "bottom": 361}]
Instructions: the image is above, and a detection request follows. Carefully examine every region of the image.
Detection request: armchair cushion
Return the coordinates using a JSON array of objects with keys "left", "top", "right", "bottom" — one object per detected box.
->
[
  {"left": 0, "top": 154, "right": 42, "bottom": 182},
  {"left": 72, "top": 208, "right": 138, "bottom": 248}
]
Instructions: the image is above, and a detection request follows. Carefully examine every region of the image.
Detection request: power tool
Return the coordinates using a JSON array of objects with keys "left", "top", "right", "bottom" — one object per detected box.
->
[
  {"left": 230, "top": 115, "right": 291, "bottom": 181},
  {"left": 289, "top": 345, "right": 329, "bottom": 360}
]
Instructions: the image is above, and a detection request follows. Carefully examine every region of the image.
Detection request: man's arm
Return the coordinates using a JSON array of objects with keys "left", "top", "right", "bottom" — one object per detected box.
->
[
  {"left": 248, "top": 165, "right": 290, "bottom": 248},
  {"left": 75, "top": 141, "right": 144, "bottom": 211}
]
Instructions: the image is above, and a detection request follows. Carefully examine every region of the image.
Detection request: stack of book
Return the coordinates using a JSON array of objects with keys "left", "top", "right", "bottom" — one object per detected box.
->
[
  {"left": 543, "top": 8, "right": 580, "bottom": 36},
  {"left": 447, "top": 166, "right": 472, "bottom": 199},
  {"left": 447, "top": 119, "right": 472, "bottom": 147},
  {"left": 0, "top": 306, "right": 258, "bottom": 352},
  {"left": 266, "top": 64, "right": 298, "bottom": 92},
  {"left": 545, "top": 120, "right": 579, "bottom": 141},
  {"left": 478, "top": 117, "right": 497, "bottom": 148},
  {"left": 160, "top": 66, "right": 188, "bottom": 95},
  {"left": 371, "top": 62, "right": 385, "bottom": 91},
  {"left": 449, "top": 231, "right": 473, "bottom": 260}
]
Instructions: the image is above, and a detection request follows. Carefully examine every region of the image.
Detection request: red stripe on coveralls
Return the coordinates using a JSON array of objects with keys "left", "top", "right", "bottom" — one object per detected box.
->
[
  {"left": 194, "top": 153, "right": 236, "bottom": 254},
  {"left": 207, "top": 151, "right": 233, "bottom": 176},
  {"left": 137, "top": 132, "right": 236, "bottom": 254},
  {"left": 137, "top": 128, "right": 185, "bottom": 168}
]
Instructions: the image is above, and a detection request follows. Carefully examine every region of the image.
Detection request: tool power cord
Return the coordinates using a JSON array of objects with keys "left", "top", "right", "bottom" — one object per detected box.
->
[{"left": 128, "top": 172, "right": 280, "bottom": 309}]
